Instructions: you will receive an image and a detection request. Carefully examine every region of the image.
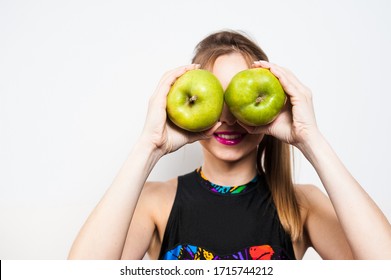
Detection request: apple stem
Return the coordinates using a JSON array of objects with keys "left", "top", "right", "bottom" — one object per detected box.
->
[
  {"left": 255, "top": 96, "right": 264, "bottom": 104},
  {"left": 188, "top": 95, "right": 198, "bottom": 104}
]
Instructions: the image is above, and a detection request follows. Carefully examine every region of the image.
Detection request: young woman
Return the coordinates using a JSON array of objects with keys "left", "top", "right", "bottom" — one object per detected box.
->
[{"left": 68, "top": 30, "right": 391, "bottom": 260}]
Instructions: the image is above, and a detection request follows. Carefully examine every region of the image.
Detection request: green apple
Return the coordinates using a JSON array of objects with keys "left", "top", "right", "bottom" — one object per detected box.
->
[
  {"left": 225, "top": 68, "right": 286, "bottom": 126},
  {"left": 167, "top": 69, "right": 224, "bottom": 132}
]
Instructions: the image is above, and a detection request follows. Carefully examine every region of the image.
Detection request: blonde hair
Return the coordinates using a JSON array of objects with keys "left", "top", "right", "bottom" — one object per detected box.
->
[{"left": 192, "top": 30, "right": 302, "bottom": 241}]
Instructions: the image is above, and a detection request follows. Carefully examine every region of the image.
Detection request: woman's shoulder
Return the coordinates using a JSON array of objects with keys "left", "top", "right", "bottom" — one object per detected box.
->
[
  {"left": 294, "top": 183, "right": 329, "bottom": 209},
  {"left": 140, "top": 177, "right": 178, "bottom": 217},
  {"left": 294, "top": 183, "right": 336, "bottom": 226},
  {"left": 292, "top": 184, "right": 332, "bottom": 258},
  {"left": 293, "top": 184, "right": 353, "bottom": 259},
  {"left": 293, "top": 184, "right": 332, "bottom": 235},
  {"left": 141, "top": 177, "right": 178, "bottom": 204}
]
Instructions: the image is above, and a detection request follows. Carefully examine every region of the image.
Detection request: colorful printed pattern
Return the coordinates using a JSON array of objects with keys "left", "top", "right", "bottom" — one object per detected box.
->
[
  {"left": 162, "top": 244, "right": 277, "bottom": 260},
  {"left": 197, "top": 168, "right": 258, "bottom": 195}
]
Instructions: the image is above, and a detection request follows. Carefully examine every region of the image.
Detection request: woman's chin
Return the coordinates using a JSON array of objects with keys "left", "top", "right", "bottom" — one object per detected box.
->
[{"left": 200, "top": 142, "right": 257, "bottom": 164}]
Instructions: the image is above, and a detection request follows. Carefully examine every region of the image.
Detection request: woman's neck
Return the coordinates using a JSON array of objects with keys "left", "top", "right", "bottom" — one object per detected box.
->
[{"left": 201, "top": 149, "right": 258, "bottom": 186}]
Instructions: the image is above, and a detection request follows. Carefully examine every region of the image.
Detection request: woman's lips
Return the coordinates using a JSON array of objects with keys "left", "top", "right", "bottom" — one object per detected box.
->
[{"left": 213, "top": 131, "right": 246, "bottom": 146}]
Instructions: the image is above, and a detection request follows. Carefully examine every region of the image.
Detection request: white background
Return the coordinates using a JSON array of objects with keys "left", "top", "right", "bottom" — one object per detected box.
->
[{"left": 1, "top": 0, "right": 390, "bottom": 260}]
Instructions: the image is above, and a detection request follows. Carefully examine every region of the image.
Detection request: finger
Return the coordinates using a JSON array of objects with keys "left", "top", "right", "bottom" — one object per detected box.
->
[
  {"left": 149, "top": 64, "right": 200, "bottom": 107},
  {"left": 153, "top": 64, "right": 200, "bottom": 96},
  {"left": 202, "top": 121, "right": 222, "bottom": 138},
  {"left": 254, "top": 61, "right": 310, "bottom": 99},
  {"left": 252, "top": 61, "right": 294, "bottom": 90},
  {"left": 253, "top": 61, "right": 301, "bottom": 88},
  {"left": 168, "top": 63, "right": 201, "bottom": 84},
  {"left": 237, "top": 120, "right": 269, "bottom": 135},
  {"left": 188, "top": 121, "right": 222, "bottom": 143},
  {"left": 252, "top": 60, "right": 271, "bottom": 69}
]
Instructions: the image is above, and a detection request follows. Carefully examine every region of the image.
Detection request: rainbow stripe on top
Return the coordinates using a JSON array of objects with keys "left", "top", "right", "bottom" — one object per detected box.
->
[{"left": 196, "top": 167, "right": 258, "bottom": 195}]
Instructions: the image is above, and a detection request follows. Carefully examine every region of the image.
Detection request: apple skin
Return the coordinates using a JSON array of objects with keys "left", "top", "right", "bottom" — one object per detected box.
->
[
  {"left": 224, "top": 68, "right": 286, "bottom": 126},
  {"left": 166, "top": 69, "right": 224, "bottom": 132}
]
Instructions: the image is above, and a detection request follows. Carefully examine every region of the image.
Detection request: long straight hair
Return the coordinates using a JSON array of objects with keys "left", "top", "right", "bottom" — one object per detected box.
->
[{"left": 192, "top": 30, "right": 302, "bottom": 241}]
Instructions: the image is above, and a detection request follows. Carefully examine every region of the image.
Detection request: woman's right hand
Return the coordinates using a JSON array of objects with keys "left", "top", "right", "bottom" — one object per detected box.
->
[{"left": 140, "top": 64, "right": 221, "bottom": 156}]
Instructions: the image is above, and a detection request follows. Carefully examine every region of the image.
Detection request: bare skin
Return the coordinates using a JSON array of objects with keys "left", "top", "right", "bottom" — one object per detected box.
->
[{"left": 68, "top": 53, "right": 391, "bottom": 260}]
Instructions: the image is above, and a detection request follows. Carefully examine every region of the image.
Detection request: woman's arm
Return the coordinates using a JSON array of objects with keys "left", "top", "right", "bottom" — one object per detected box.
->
[
  {"left": 251, "top": 60, "right": 391, "bottom": 259},
  {"left": 68, "top": 141, "right": 162, "bottom": 259},
  {"left": 68, "top": 64, "right": 220, "bottom": 259},
  {"left": 298, "top": 131, "right": 391, "bottom": 259}
]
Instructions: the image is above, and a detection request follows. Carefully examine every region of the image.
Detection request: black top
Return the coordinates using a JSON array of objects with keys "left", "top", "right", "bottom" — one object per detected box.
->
[{"left": 158, "top": 168, "right": 296, "bottom": 260}]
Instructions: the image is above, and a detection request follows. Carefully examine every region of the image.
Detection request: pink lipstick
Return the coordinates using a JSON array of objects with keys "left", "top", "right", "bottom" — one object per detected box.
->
[{"left": 213, "top": 131, "right": 246, "bottom": 146}]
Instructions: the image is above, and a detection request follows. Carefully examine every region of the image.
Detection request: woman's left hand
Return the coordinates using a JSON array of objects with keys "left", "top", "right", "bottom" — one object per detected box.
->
[{"left": 240, "top": 60, "right": 319, "bottom": 148}]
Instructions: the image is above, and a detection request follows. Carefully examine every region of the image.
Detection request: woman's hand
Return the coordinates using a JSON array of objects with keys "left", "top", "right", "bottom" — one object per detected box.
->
[
  {"left": 240, "top": 60, "right": 320, "bottom": 148},
  {"left": 140, "top": 64, "right": 221, "bottom": 156}
]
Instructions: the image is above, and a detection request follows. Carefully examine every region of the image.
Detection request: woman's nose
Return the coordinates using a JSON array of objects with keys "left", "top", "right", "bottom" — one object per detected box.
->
[{"left": 219, "top": 103, "right": 237, "bottom": 125}]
